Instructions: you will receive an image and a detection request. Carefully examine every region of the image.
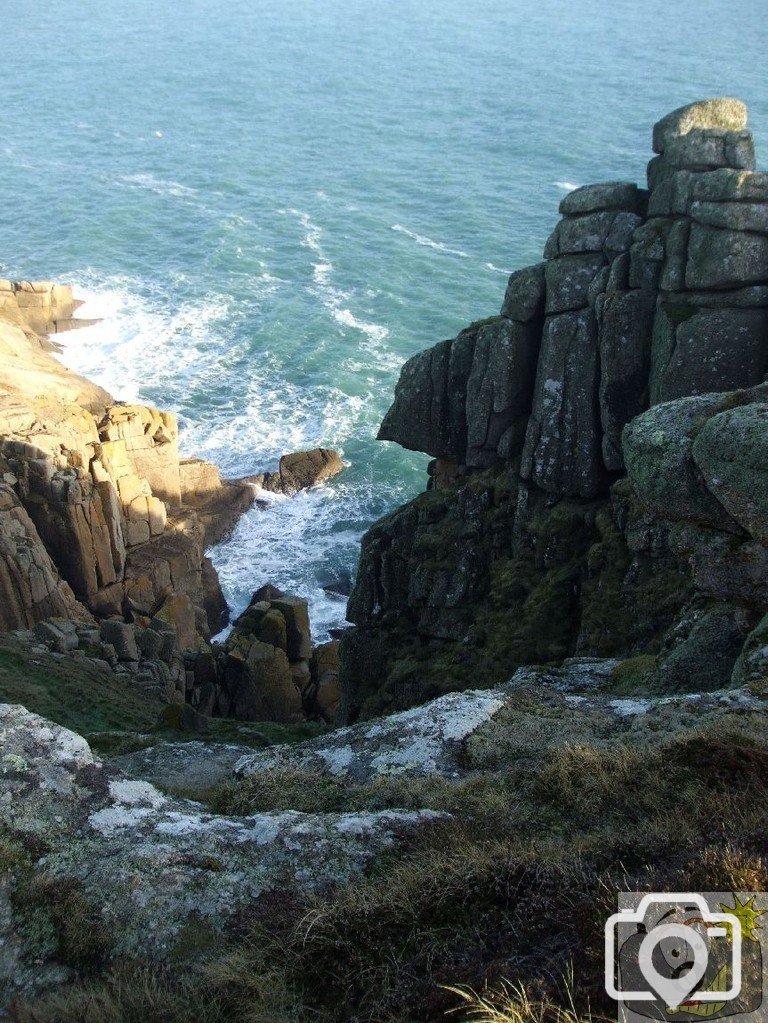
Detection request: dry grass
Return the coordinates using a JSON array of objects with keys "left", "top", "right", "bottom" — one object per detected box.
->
[{"left": 445, "top": 977, "right": 611, "bottom": 1023}]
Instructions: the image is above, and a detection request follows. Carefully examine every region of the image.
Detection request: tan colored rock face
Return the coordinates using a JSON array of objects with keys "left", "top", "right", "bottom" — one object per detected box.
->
[
  {"left": 178, "top": 457, "right": 255, "bottom": 547},
  {"left": 99, "top": 404, "right": 181, "bottom": 507},
  {"left": 0, "top": 279, "right": 80, "bottom": 336},
  {"left": 0, "top": 481, "right": 90, "bottom": 630},
  {"left": 154, "top": 592, "right": 199, "bottom": 652},
  {"left": 0, "top": 320, "right": 111, "bottom": 414}
]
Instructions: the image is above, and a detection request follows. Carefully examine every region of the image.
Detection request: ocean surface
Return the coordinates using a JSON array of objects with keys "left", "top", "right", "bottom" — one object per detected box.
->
[{"left": 1, "top": 0, "right": 766, "bottom": 639}]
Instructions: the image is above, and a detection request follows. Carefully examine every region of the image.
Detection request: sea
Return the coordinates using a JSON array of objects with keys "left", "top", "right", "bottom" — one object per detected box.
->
[{"left": 1, "top": 0, "right": 765, "bottom": 639}]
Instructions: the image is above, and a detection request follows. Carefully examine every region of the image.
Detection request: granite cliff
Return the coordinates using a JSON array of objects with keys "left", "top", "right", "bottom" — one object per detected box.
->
[{"left": 341, "top": 98, "right": 768, "bottom": 720}]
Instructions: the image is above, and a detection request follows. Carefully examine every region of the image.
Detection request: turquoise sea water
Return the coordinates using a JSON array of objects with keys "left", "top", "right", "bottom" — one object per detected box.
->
[{"left": 1, "top": 0, "right": 766, "bottom": 637}]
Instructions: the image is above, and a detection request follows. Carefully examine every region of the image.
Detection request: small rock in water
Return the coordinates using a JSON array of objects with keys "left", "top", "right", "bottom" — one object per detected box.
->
[{"left": 251, "top": 448, "right": 344, "bottom": 496}]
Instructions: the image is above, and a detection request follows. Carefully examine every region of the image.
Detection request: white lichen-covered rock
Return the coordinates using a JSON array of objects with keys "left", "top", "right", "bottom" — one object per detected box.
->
[
  {"left": 463, "top": 661, "right": 768, "bottom": 769},
  {"left": 234, "top": 684, "right": 517, "bottom": 781},
  {"left": 234, "top": 656, "right": 768, "bottom": 783},
  {"left": 0, "top": 703, "right": 444, "bottom": 1004}
]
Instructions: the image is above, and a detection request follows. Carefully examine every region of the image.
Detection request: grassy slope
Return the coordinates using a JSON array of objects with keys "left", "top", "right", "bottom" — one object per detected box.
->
[
  {"left": 0, "top": 635, "right": 164, "bottom": 736},
  {"left": 12, "top": 715, "right": 768, "bottom": 1023},
  {"left": 0, "top": 634, "right": 326, "bottom": 750}
]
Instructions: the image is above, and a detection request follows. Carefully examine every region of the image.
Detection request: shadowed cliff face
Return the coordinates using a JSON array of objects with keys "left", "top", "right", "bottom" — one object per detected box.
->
[{"left": 342, "top": 99, "right": 768, "bottom": 721}]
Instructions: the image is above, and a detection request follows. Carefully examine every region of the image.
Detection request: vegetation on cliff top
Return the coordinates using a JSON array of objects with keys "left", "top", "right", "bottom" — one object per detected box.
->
[{"left": 12, "top": 715, "right": 768, "bottom": 1023}]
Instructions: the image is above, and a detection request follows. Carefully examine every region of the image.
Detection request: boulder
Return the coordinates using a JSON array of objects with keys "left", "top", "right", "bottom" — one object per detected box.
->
[
  {"left": 622, "top": 392, "right": 741, "bottom": 530},
  {"left": 500, "top": 263, "right": 546, "bottom": 321},
  {"left": 33, "top": 618, "right": 79, "bottom": 653},
  {"left": 99, "top": 619, "right": 139, "bottom": 662},
  {"left": 256, "top": 448, "right": 344, "bottom": 496},
  {"left": 250, "top": 583, "right": 286, "bottom": 603},
  {"left": 122, "top": 528, "right": 204, "bottom": 621},
  {"left": 657, "top": 602, "right": 754, "bottom": 691},
  {"left": 559, "top": 182, "right": 646, "bottom": 216},
  {"left": 691, "top": 402, "right": 768, "bottom": 542},
  {"left": 652, "top": 99, "right": 748, "bottom": 155}
]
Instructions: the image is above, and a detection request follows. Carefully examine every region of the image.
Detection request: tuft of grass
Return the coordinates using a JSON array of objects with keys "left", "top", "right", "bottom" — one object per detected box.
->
[
  {"left": 446, "top": 978, "right": 610, "bottom": 1023},
  {"left": 10, "top": 872, "right": 113, "bottom": 972}
]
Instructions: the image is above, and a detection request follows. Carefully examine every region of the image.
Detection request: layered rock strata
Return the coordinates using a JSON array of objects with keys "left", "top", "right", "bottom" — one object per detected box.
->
[{"left": 342, "top": 99, "right": 768, "bottom": 720}]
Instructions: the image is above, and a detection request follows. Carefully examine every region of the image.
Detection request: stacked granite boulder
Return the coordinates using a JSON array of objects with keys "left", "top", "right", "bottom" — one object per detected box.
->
[
  {"left": 344, "top": 99, "right": 768, "bottom": 720},
  {"left": 213, "top": 587, "right": 340, "bottom": 723}
]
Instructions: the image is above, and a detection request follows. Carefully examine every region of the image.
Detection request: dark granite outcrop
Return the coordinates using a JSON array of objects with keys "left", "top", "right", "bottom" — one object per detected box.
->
[{"left": 342, "top": 99, "right": 768, "bottom": 721}]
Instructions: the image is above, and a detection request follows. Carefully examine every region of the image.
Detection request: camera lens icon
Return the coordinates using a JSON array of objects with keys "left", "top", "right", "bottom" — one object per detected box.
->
[
  {"left": 605, "top": 894, "right": 743, "bottom": 1010},
  {"left": 638, "top": 922, "right": 711, "bottom": 1008}
]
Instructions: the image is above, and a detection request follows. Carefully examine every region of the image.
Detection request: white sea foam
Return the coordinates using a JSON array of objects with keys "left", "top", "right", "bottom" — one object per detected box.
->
[
  {"left": 485, "top": 262, "right": 512, "bottom": 275},
  {"left": 554, "top": 180, "right": 580, "bottom": 192},
  {"left": 215, "top": 482, "right": 366, "bottom": 641},
  {"left": 286, "top": 208, "right": 390, "bottom": 345},
  {"left": 59, "top": 275, "right": 379, "bottom": 638},
  {"left": 118, "top": 173, "right": 197, "bottom": 198},
  {"left": 64, "top": 283, "right": 230, "bottom": 404},
  {"left": 333, "top": 308, "right": 389, "bottom": 342},
  {"left": 391, "top": 224, "right": 469, "bottom": 258}
]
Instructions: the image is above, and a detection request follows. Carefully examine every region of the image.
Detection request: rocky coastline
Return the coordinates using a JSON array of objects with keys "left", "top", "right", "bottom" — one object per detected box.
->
[
  {"left": 2, "top": 99, "right": 768, "bottom": 1021},
  {"left": 0, "top": 291, "right": 347, "bottom": 730}
]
